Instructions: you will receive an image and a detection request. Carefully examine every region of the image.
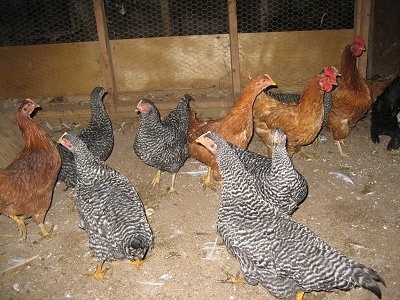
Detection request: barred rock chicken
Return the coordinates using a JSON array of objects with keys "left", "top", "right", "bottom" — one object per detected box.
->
[
  {"left": 57, "top": 86, "right": 114, "bottom": 188},
  {"left": 254, "top": 67, "right": 338, "bottom": 157},
  {"left": 328, "top": 35, "right": 372, "bottom": 157},
  {"left": 196, "top": 131, "right": 384, "bottom": 300},
  {"left": 188, "top": 74, "right": 276, "bottom": 189},
  {"left": 133, "top": 94, "right": 193, "bottom": 193},
  {"left": 371, "top": 75, "right": 400, "bottom": 150},
  {"left": 228, "top": 128, "right": 307, "bottom": 215},
  {"left": 58, "top": 133, "right": 153, "bottom": 280},
  {"left": 0, "top": 99, "right": 61, "bottom": 241}
]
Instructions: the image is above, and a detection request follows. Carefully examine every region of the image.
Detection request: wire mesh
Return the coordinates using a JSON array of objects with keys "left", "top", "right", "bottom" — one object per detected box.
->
[{"left": 0, "top": 0, "right": 354, "bottom": 46}]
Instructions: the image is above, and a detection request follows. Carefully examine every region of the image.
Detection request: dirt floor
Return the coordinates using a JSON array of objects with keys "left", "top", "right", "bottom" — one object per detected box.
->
[{"left": 0, "top": 103, "right": 399, "bottom": 300}]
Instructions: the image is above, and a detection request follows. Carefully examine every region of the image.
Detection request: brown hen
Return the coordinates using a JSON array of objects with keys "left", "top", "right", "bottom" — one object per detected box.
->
[
  {"left": 328, "top": 35, "right": 372, "bottom": 157},
  {"left": 253, "top": 67, "right": 338, "bottom": 157},
  {"left": 0, "top": 99, "right": 61, "bottom": 241},
  {"left": 188, "top": 74, "right": 276, "bottom": 189}
]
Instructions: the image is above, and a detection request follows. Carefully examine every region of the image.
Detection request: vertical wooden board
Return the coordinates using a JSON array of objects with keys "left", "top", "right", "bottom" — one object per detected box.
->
[
  {"left": 0, "top": 42, "right": 104, "bottom": 99},
  {"left": 239, "top": 30, "right": 354, "bottom": 91}
]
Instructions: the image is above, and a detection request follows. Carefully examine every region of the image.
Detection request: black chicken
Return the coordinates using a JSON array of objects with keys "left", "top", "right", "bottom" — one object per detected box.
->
[
  {"left": 228, "top": 128, "right": 307, "bottom": 215},
  {"left": 57, "top": 86, "right": 114, "bottom": 189},
  {"left": 133, "top": 94, "right": 193, "bottom": 193},
  {"left": 58, "top": 133, "right": 153, "bottom": 280},
  {"left": 196, "top": 130, "right": 384, "bottom": 300},
  {"left": 371, "top": 75, "right": 400, "bottom": 150}
]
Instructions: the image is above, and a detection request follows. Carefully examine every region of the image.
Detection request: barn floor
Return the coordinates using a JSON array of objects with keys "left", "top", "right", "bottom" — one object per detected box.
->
[{"left": 0, "top": 98, "right": 399, "bottom": 300}]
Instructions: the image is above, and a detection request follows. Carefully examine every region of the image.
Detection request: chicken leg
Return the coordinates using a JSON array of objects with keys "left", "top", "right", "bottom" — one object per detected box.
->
[
  {"left": 38, "top": 223, "right": 51, "bottom": 237},
  {"left": 9, "top": 215, "right": 27, "bottom": 241},
  {"left": 336, "top": 140, "right": 350, "bottom": 158},
  {"left": 295, "top": 291, "right": 305, "bottom": 300},
  {"left": 218, "top": 271, "right": 246, "bottom": 285},
  {"left": 202, "top": 167, "right": 216, "bottom": 191},
  {"left": 152, "top": 170, "right": 162, "bottom": 186},
  {"left": 167, "top": 173, "right": 177, "bottom": 194},
  {"left": 130, "top": 258, "right": 144, "bottom": 269},
  {"left": 92, "top": 260, "right": 107, "bottom": 280}
]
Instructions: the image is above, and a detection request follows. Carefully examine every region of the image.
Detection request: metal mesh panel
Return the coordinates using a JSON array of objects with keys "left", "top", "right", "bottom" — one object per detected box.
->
[
  {"left": 0, "top": 0, "right": 97, "bottom": 46},
  {"left": 0, "top": 0, "right": 354, "bottom": 46}
]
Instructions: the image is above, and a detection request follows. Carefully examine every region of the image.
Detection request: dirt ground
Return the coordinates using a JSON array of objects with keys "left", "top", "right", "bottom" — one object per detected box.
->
[{"left": 0, "top": 103, "right": 399, "bottom": 300}]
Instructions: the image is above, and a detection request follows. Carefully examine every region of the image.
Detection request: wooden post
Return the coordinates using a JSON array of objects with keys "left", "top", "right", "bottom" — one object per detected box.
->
[
  {"left": 354, "top": 0, "right": 372, "bottom": 78},
  {"left": 93, "top": 0, "right": 118, "bottom": 111},
  {"left": 227, "top": 0, "right": 241, "bottom": 101}
]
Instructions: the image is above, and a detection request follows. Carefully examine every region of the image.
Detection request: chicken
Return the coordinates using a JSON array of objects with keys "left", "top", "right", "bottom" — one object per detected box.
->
[
  {"left": 253, "top": 67, "right": 338, "bottom": 157},
  {"left": 58, "top": 133, "right": 153, "bottom": 280},
  {"left": 133, "top": 94, "right": 193, "bottom": 193},
  {"left": 367, "top": 72, "right": 400, "bottom": 102},
  {"left": 227, "top": 128, "right": 307, "bottom": 215},
  {"left": 327, "top": 35, "right": 372, "bottom": 157},
  {"left": 188, "top": 74, "right": 276, "bottom": 189},
  {"left": 371, "top": 75, "right": 400, "bottom": 150},
  {"left": 0, "top": 99, "right": 61, "bottom": 241},
  {"left": 57, "top": 86, "right": 114, "bottom": 189},
  {"left": 196, "top": 131, "right": 384, "bottom": 300}
]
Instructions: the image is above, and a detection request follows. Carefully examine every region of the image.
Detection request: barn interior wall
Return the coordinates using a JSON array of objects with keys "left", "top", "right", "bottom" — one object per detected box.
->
[{"left": 0, "top": 30, "right": 353, "bottom": 102}]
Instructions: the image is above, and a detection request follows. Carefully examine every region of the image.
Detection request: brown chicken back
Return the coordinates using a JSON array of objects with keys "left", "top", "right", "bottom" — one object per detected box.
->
[
  {"left": 254, "top": 66, "right": 338, "bottom": 157},
  {"left": 188, "top": 74, "right": 276, "bottom": 189},
  {"left": 0, "top": 99, "right": 61, "bottom": 241},
  {"left": 328, "top": 35, "right": 372, "bottom": 157}
]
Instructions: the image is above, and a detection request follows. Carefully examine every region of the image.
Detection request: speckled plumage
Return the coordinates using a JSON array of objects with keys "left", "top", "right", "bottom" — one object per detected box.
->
[
  {"left": 57, "top": 87, "right": 114, "bottom": 188},
  {"left": 199, "top": 131, "right": 384, "bottom": 300},
  {"left": 133, "top": 94, "right": 192, "bottom": 189},
  {"left": 230, "top": 128, "right": 307, "bottom": 214},
  {"left": 59, "top": 133, "right": 153, "bottom": 267}
]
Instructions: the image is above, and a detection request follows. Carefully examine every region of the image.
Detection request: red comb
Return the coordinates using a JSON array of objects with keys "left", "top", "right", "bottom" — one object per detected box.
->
[
  {"left": 354, "top": 35, "right": 365, "bottom": 47},
  {"left": 323, "top": 66, "right": 335, "bottom": 80}
]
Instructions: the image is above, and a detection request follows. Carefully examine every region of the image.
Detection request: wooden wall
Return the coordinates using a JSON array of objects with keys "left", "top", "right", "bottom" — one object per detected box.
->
[{"left": 0, "top": 30, "right": 353, "bottom": 101}]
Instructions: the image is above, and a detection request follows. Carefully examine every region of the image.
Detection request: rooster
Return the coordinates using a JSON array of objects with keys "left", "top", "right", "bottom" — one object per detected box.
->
[
  {"left": 253, "top": 66, "right": 338, "bottom": 157},
  {"left": 0, "top": 99, "right": 61, "bottom": 241},
  {"left": 188, "top": 74, "right": 276, "bottom": 190},
  {"left": 327, "top": 35, "right": 372, "bottom": 157}
]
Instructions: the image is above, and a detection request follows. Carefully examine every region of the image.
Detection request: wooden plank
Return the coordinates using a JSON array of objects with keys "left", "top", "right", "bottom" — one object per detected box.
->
[
  {"left": 354, "top": 0, "right": 371, "bottom": 77},
  {"left": 93, "top": 0, "right": 117, "bottom": 111},
  {"left": 227, "top": 0, "right": 241, "bottom": 101}
]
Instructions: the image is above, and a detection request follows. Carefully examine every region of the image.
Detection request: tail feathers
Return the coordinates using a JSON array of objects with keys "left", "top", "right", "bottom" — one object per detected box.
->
[{"left": 351, "top": 263, "right": 385, "bottom": 299}]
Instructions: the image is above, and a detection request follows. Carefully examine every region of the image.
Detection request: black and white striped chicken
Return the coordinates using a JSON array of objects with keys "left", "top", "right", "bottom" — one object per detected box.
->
[
  {"left": 133, "top": 94, "right": 192, "bottom": 193},
  {"left": 231, "top": 128, "right": 307, "bottom": 215},
  {"left": 196, "top": 130, "right": 384, "bottom": 300},
  {"left": 58, "top": 133, "right": 153, "bottom": 280},
  {"left": 57, "top": 86, "right": 114, "bottom": 189}
]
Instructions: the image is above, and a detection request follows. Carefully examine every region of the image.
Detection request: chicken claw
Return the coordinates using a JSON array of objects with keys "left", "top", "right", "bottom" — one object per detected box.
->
[
  {"left": 202, "top": 167, "right": 217, "bottom": 191},
  {"left": 38, "top": 223, "right": 52, "bottom": 237},
  {"left": 295, "top": 291, "right": 305, "bottom": 300},
  {"left": 152, "top": 170, "right": 162, "bottom": 186},
  {"left": 130, "top": 258, "right": 144, "bottom": 269},
  {"left": 336, "top": 140, "right": 350, "bottom": 158},
  {"left": 217, "top": 271, "right": 246, "bottom": 285},
  {"left": 92, "top": 261, "right": 109, "bottom": 281},
  {"left": 9, "top": 215, "right": 27, "bottom": 242}
]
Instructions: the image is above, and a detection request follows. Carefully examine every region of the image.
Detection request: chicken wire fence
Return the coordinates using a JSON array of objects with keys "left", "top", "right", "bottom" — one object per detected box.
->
[{"left": 1, "top": 0, "right": 354, "bottom": 45}]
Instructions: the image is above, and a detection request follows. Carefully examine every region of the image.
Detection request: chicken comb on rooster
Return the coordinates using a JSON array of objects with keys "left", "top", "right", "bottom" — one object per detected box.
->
[
  {"left": 355, "top": 35, "right": 366, "bottom": 48},
  {"left": 323, "top": 66, "right": 337, "bottom": 81}
]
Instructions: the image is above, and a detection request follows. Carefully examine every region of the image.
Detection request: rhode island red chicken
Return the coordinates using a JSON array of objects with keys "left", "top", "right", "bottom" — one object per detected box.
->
[
  {"left": 0, "top": 99, "right": 61, "bottom": 241},
  {"left": 327, "top": 35, "right": 372, "bottom": 157},
  {"left": 188, "top": 74, "right": 276, "bottom": 189},
  {"left": 253, "top": 66, "right": 338, "bottom": 157}
]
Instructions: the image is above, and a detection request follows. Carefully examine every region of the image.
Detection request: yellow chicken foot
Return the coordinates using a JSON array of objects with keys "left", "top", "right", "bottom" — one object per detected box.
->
[
  {"left": 295, "top": 291, "right": 305, "bottom": 300},
  {"left": 336, "top": 140, "right": 349, "bottom": 158},
  {"left": 9, "top": 215, "right": 27, "bottom": 241},
  {"left": 299, "top": 147, "right": 318, "bottom": 159},
  {"left": 217, "top": 271, "right": 246, "bottom": 285},
  {"left": 130, "top": 258, "right": 144, "bottom": 269},
  {"left": 167, "top": 173, "right": 177, "bottom": 194},
  {"left": 202, "top": 167, "right": 216, "bottom": 191},
  {"left": 38, "top": 223, "right": 52, "bottom": 237},
  {"left": 92, "top": 260, "right": 108, "bottom": 281},
  {"left": 152, "top": 170, "right": 162, "bottom": 186}
]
